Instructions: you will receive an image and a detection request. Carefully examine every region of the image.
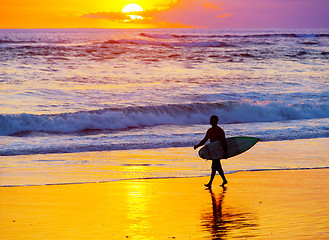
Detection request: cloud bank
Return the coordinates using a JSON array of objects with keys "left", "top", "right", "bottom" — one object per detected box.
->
[{"left": 82, "top": 0, "right": 231, "bottom": 28}]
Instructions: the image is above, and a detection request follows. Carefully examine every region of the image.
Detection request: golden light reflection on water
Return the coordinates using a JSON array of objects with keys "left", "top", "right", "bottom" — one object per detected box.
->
[{"left": 0, "top": 147, "right": 206, "bottom": 186}]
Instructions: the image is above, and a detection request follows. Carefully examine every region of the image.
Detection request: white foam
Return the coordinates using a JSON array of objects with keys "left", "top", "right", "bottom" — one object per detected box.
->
[{"left": 1, "top": 102, "right": 328, "bottom": 136}]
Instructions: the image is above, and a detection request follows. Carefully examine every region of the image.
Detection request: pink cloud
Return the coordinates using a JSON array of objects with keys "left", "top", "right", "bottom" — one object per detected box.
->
[
  {"left": 153, "top": 0, "right": 230, "bottom": 27},
  {"left": 217, "top": 13, "right": 232, "bottom": 18},
  {"left": 213, "top": 0, "right": 329, "bottom": 28}
]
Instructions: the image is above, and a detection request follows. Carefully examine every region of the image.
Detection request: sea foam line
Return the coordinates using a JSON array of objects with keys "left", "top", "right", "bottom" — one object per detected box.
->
[
  {"left": 1, "top": 167, "right": 328, "bottom": 187},
  {"left": 0, "top": 101, "right": 328, "bottom": 136}
]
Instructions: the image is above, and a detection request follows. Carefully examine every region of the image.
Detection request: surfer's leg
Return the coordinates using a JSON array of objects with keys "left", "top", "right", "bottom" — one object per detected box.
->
[
  {"left": 205, "top": 161, "right": 217, "bottom": 188},
  {"left": 217, "top": 161, "right": 228, "bottom": 186},
  {"left": 205, "top": 168, "right": 216, "bottom": 188}
]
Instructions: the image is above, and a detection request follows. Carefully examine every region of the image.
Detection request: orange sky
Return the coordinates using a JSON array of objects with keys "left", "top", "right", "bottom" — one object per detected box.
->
[{"left": 1, "top": 0, "right": 329, "bottom": 28}]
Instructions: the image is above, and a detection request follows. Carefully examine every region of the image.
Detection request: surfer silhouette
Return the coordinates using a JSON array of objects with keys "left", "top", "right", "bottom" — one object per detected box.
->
[{"left": 194, "top": 115, "right": 228, "bottom": 187}]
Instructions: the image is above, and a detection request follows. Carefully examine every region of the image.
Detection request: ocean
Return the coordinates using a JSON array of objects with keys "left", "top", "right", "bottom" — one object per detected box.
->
[{"left": 0, "top": 28, "right": 328, "bottom": 186}]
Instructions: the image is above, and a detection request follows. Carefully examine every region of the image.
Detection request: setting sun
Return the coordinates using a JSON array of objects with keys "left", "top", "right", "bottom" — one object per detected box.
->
[
  {"left": 122, "top": 3, "right": 144, "bottom": 21},
  {"left": 122, "top": 3, "right": 143, "bottom": 13}
]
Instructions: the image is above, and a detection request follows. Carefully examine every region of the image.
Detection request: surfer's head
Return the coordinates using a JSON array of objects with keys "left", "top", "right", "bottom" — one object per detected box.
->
[{"left": 210, "top": 115, "right": 219, "bottom": 126}]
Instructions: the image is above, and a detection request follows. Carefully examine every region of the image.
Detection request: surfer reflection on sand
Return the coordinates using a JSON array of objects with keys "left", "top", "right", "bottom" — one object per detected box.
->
[{"left": 202, "top": 187, "right": 258, "bottom": 239}]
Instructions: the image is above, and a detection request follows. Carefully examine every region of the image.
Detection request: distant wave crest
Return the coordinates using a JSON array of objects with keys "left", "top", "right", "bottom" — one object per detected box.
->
[
  {"left": 138, "top": 32, "right": 329, "bottom": 39},
  {"left": 104, "top": 38, "right": 235, "bottom": 48}
]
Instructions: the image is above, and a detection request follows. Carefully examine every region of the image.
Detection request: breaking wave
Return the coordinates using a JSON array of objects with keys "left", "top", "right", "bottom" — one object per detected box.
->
[{"left": 1, "top": 101, "right": 328, "bottom": 136}]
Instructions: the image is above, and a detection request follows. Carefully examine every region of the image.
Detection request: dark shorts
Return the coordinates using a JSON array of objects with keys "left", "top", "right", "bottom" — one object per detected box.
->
[{"left": 211, "top": 160, "right": 222, "bottom": 170}]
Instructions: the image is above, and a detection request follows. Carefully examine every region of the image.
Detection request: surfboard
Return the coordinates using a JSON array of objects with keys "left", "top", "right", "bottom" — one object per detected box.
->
[{"left": 198, "top": 137, "right": 259, "bottom": 160}]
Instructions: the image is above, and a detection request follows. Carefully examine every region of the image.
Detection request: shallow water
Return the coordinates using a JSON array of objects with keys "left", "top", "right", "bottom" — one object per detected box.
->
[{"left": 1, "top": 138, "right": 328, "bottom": 186}]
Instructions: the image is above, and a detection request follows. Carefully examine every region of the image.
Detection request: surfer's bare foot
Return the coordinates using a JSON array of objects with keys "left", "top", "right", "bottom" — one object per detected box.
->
[
  {"left": 204, "top": 183, "right": 212, "bottom": 188},
  {"left": 221, "top": 180, "right": 228, "bottom": 186}
]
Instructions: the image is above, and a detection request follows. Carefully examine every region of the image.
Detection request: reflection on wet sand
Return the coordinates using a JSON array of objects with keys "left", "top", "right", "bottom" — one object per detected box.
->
[
  {"left": 202, "top": 187, "right": 258, "bottom": 239},
  {"left": 1, "top": 170, "right": 328, "bottom": 239}
]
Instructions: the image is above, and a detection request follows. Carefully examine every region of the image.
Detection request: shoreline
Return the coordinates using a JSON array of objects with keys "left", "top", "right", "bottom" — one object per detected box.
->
[
  {"left": 1, "top": 166, "right": 328, "bottom": 188},
  {"left": 1, "top": 168, "right": 328, "bottom": 239},
  {"left": 1, "top": 137, "right": 329, "bottom": 187}
]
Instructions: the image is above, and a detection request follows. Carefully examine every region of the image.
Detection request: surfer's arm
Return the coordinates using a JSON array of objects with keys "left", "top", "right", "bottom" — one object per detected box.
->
[
  {"left": 194, "top": 132, "right": 209, "bottom": 149},
  {"left": 194, "top": 138, "right": 207, "bottom": 149}
]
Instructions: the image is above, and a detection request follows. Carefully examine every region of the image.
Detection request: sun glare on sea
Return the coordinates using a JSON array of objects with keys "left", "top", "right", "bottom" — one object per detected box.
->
[{"left": 122, "top": 3, "right": 144, "bottom": 21}]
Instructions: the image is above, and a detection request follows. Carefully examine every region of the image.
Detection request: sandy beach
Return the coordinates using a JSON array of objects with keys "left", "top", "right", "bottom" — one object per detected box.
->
[{"left": 1, "top": 168, "right": 328, "bottom": 240}]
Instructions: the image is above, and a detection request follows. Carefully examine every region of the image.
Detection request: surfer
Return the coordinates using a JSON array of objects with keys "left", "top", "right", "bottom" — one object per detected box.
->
[{"left": 194, "top": 115, "right": 228, "bottom": 187}]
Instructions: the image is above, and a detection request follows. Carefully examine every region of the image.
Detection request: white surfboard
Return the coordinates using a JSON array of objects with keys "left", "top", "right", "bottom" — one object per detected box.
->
[{"left": 198, "top": 137, "right": 259, "bottom": 160}]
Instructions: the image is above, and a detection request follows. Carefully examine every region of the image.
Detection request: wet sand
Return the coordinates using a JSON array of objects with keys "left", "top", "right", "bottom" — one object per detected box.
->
[{"left": 1, "top": 168, "right": 328, "bottom": 239}]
